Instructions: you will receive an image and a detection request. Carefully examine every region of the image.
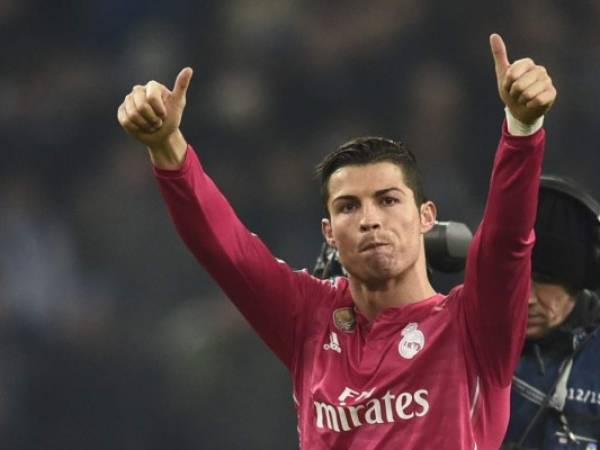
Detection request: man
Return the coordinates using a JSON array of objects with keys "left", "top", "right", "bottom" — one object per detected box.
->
[
  {"left": 117, "top": 34, "right": 556, "bottom": 449},
  {"left": 316, "top": 175, "right": 600, "bottom": 449},
  {"left": 503, "top": 176, "right": 600, "bottom": 449}
]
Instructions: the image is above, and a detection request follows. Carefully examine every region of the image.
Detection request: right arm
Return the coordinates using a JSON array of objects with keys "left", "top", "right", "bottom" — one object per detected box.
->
[
  {"left": 117, "top": 69, "right": 329, "bottom": 368},
  {"left": 157, "top": 146, "right": 327, "bottom": 368}
]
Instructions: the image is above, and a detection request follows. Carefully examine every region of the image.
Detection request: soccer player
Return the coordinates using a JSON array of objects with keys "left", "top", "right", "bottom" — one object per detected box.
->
[{"left": 117, "top": 34, "right": 556, "bottom": 449}]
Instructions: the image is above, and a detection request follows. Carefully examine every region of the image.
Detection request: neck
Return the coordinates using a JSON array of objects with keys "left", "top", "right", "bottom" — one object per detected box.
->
[{"left": 348, "top": 263, "right": 436, "bottom": 321}]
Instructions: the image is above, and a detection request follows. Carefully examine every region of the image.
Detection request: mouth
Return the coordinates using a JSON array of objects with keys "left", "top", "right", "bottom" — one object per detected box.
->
[
  {"left": 527, "top": 315, "right": 545, "bottom": 325},
  {"left": 360, "top": 242, "right": 390, "bottom": 252}
]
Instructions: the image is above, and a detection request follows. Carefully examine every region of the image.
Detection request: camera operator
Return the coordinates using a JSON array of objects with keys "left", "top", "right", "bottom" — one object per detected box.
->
[{"left": 502, "top": 176, "right": 600, "bottom": 449}]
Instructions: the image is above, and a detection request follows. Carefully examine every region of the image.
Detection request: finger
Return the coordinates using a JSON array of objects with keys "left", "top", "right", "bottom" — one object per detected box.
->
[
  {"left": 490, "top": 33, "right": 510, "bottom": 79},
  {"left": 171, "top": 67, "right": 193, "bottom": 102},
  {"left": 131, "top": 86, "right": 163, "bottom": 128},
  {"left": 125, "top": 94, "right": 156, "bottom": 132},
  {"left": 503, "top": 58, "right": 536, "bottom": 91},
  {"left": 517, "top": 78, "right": 552, "bottom": 105},
  {"left": 145, "top": 81, "right": 168, "bottom": 118},
  {"left": 118, "top": 104, "right": 141, "bottom": 133},
  {"left": 509, "top": 69, "right": 540, "bottom": 100},
  {"left": 525, "top": 86, "right": 557, "bottom": 109}
]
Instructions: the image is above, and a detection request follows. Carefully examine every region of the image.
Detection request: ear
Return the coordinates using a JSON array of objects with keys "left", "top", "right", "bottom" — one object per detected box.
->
[
  {"left": 419, "top": 201, "right": 437, "bottom": 234},
  {"left": 321, "top": 218, "right": 335, "bottom": 247}
]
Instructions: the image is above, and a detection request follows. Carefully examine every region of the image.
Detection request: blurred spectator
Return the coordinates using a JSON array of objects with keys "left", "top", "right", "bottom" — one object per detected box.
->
[{"left": 0, "top": 175, "right": 86, "bottom": 332}]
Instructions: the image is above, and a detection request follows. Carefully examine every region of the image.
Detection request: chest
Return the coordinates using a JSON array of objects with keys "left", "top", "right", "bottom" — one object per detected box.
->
[{"left": 299, "top": 306, "right": 471, "bottom": 423}]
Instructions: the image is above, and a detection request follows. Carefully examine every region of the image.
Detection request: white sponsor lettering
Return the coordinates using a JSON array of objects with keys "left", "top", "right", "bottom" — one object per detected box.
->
[
  {"left": 395, "top": 392, "right": 414, "bottom": 419},
  {"left": 414, "top": 389, "right": 430, "bottom": 416},
  {"left": 382, "top": 391, "right": 395, "bottom": 422},
  {"left": 338, "top": 387, "right": 359, "bottom": 405},
  {"left": 337, "top": 406, "right": 352, "bottom": 431},
  {"left": 365, "top": 399, "right": 384, "bottom": 424},
  {"left": 314, "top": 388, "right": 430, "bottom": 432},
  {"left": 348, "top": 404, "right": 365, "bottom": 427},
  {"left": 355, "top": 387, "right": 376, "bottom": 402},
  {"left": 315, "top": 402, "right": 339, "bottom": 431}
]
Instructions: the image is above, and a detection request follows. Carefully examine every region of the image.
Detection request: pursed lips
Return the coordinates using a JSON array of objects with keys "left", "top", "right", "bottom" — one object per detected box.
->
[
  {"left": 359, "top": 241, "right": 390, "bottom": 252},
  {"left": 527, "top": 313, "right": 545, "bottom": 324}
]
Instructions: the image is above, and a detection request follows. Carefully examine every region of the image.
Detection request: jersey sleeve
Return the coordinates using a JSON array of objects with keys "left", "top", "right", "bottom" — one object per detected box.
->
[
  {"left": 153, "top": 146, "right": 330, "bottom": 369},
  {"left": 458, "top": 121, "right": 545, "bottom": 387}
]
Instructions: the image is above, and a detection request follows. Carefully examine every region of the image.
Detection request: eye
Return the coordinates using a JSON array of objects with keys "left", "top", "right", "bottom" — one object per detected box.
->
[
  {"left": 380, "top": 196, "right": 400, "bottom": 206},
  {"left": 338, "top": 202, "right": 357, "bottom": 214}
]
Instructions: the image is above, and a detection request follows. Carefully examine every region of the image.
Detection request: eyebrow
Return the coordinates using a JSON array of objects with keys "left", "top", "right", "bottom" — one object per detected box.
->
[
  {"left": 331, "top": 187, "right": 406, "bottom": 204},
  {"left": 375, "top": 187, "right": 405, "bottom": 197}
]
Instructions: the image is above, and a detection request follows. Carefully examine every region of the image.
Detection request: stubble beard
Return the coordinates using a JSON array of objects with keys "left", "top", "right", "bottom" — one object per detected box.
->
[{"left": 350, "top": 248, "right": 412, "bottom": 290}]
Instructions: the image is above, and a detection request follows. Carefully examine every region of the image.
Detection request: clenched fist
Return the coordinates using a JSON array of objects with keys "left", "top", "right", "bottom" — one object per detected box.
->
[
  {"left": 490, "top": 34, "right": 556, "bottom": 124},
  {"left": 118, "top": 67, "right": 193, "bottom": 169}
]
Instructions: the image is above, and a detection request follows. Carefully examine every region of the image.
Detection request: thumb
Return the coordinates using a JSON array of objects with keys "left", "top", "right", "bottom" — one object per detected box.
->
[
  {"left": 172, "top": 67, "right": 194, "bottom": 102},
  {"left": 489, "top": 33, "right": 510, "bottom": 79}
]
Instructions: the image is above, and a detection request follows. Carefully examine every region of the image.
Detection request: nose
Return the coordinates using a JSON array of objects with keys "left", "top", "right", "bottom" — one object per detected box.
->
[
  {"left": 359, "top": 202, "right": 382, "bottom": 232},
  {"left": 528, "top": 284, "right": 538, "bottom": 305}
]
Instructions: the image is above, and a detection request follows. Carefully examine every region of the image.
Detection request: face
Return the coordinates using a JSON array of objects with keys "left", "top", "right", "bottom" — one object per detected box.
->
[
  {"left": 321, "top": 162, "right": 436, "bottom": 286},
  {"left": 527, "top": 280, "right": 576, "bottom": 339}
]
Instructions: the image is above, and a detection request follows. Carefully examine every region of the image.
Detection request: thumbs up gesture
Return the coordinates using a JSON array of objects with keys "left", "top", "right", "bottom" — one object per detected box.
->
[
  {"left": 490, "top": 34, "right": 556, "bottom": 124},
  {"left": 118, "top": 67, "right": 193, "bottom": 149}
]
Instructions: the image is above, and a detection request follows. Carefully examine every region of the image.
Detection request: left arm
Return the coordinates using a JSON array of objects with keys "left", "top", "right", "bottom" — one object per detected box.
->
[
  {"left": 461, "top": 118, "right": 544, "bottom": 387},
  {"left": 460, "top": 34, "right": 557, "bottom": 387}
]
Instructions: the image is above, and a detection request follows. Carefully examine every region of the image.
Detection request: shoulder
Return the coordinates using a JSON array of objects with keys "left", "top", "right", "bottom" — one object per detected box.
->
[
  {"left": 295, "top": 271, "right": 352, "bottom": 312},
  {"left": 578, "top": 290, "right": 600, "bottom": 329},
  {"left": 590, "top": 290, "right": 600, "bottom": 318},
  {"left": 440, "top": 284, "right": 464, "bottom": 307}
]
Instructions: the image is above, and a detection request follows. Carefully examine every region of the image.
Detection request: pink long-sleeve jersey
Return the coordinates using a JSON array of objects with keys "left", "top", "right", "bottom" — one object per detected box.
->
[{"left": 153, "top": 123, "right": 545, "bottom": 449}]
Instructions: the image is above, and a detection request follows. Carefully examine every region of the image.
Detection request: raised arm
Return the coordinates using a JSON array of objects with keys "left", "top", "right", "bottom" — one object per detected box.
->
[
  {"left": 117, "top": 69, "right": 328, "bottom": 369},
  {"left": 460, "top": 34, "right": 557, "bottom": 386}
]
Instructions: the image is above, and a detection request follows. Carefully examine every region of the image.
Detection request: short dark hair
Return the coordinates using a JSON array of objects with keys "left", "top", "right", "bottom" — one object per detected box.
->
[{"left": 315, "top": 137, "right": 426, "bottom": 213}]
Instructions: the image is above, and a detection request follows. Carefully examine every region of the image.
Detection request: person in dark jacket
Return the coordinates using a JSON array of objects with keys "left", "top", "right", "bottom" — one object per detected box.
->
[{"left": 502, "top": 175, "right": 600, "bottom": 450}]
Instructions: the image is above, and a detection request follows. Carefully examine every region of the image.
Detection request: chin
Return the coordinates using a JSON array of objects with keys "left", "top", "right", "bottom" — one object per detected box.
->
[
  {"left": 526, "top": 328, "right": 546, "bottom": 340},
  {"left": 366, "top": 268, "right": 396, "bottom": 284},
  {"left": 362, "top": 262, "right": 406, "bottom": 287},
  {"left": 344, "top": 251, "right": 410, "bottom": 283}
]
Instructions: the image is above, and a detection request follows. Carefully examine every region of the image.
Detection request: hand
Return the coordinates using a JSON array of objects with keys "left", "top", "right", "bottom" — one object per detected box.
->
[
  {"left": 490, "top": 34, "right": 556, "bottom": 124},
  {"left": 117, "top": 67, "right": 193, "bottom": 149}
]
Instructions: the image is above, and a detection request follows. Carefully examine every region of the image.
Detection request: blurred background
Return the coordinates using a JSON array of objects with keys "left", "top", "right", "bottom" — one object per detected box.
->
[{"left": 1, "top": 1, "right": 599, "bottom": 448}]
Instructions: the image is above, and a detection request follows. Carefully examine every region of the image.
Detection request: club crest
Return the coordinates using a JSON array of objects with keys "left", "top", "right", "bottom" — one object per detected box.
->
[
  {"left": 333, "top": 307, "right": 356, "bottom": 332},
  {"left": 398, "top": 322, "right": 425, "bottom": 359}
]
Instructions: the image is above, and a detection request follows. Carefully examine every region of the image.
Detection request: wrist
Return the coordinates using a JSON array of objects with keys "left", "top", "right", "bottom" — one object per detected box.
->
[
  {"left": 505, "top": 107, "right": 544, "bottom": 136},
  {"left": 147, "top": 129, "right": 188, "bottom": 170}
]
